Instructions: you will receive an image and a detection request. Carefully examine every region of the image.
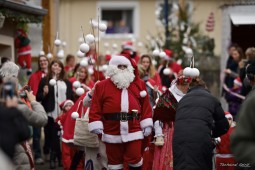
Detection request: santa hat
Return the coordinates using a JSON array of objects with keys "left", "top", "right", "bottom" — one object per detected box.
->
[
  {"left": 122, "top": 41, "right": 133, "bottom": 51},
  {"left": 176, "top": 75, "right": 192, "bottom": 85},
  {"left": 225, "top": 111, "right": 233, "bottom": 119},
  {"left": 109, "top": 55, "right": 132, "bottom": 66},
  {"left": 234, "top": 77, "right": 242, "bottom": 87},
  {"left": 0, "top": 62, "right": 20, "bottom": 78},
  {"left": 59, "top": 100, "right": 74, "bottom": 110},
  {"left": 164, "top": 49, "right": 173, "bottom": 61},
  {"left": 105, "top": 54, "right": 111, "bottom": 61}
]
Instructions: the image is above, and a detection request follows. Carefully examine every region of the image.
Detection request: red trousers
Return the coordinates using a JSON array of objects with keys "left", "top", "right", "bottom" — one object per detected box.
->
[
  {"left": 18, "top": 53, "right": 31, "bottom": 70},
  {"left": 62, "top": 142, "right": 84, "bottom": 170},
  {"left": 105, "top": 140, "right": 142, "bottom": 169},
  {"left": 216, "top": 157, "right": 236, "bottom": 170}
]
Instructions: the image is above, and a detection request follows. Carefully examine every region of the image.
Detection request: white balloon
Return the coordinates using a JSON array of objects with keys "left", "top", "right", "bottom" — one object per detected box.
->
[
  {"left": 159, "top": 51, "right": 166, "bottom": 58},
  {"left": 76, "top": 87, "right": 85, "bottom": 96},
  {"left": 112, "top": 43, "right": 118, "bottom": 49},
  {"left": 54, "top": 39, "right": 61, "bottom": 46},
  {"left": 163, "top": 68, "right": 172, "bottom": 75},
  {"left": 71, "top": 112, "right": 79, "bottom": 119},
  {"left": 152, "top": 49, "right": 160, "bottom": 56},
  {"left": 183, "top": 67, "right": 192, "bottom": 77},
  {"left": 190, "top": 68, "right": 200, "bottom": 78},
  {"left": 77, "top": 50, "right": 84, "bottom": 58},
  {"left": 152, "top": 59, "right": 157, "bottom": 65},
  {"left": 47, "top": 53, "right": 53, "bottom": 59},
  {"left": 73, "top": 81, "right": 81, "bottom": 88},
  {"left": 57, "top": 50, "right": 64, "bottom": 59},
  {"left": 49, "top": 79, "right": 56, "bottom": 86},
  {"left": 80, "top": 59, "right": 88, "bottom": 67},
  {"left": 62, "top": 41, "right": 67, "bottom": 47},
  {"left": 39, "top": 51, "right": 45, "bottom": 56},
  {"left": 79, "top": 43, "right": 90, "bottom": 53},
  {"left": 85, "top": 34, "right": 95, "bottom": 44},
  {"left": 88, "top": 68, "right": 94, "bottom": 75},
  {"left": 99, "top": 23, "right": 107, "bottom": 32},
  {"left": 78, "top": 37, "right": 84, "bottom": 43}
]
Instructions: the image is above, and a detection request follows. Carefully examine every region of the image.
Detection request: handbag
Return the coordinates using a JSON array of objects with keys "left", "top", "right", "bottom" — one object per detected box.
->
[{"left": 73, "top": 100, "right": 99, "bottom": 148}]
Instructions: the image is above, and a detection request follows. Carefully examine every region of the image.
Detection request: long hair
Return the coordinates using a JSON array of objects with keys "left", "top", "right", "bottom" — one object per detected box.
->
[
  {"left": 73, "top": 64, "right": 91, "bottom": 85},
  {"left": 46, "top": 59, "right": 66, "bottom": 85},
  {"left": 139, "top": 54, "right": 156, "bottom": 78},
  {"left": 37, "top": 55, "right": 49, "bottom": 71}
]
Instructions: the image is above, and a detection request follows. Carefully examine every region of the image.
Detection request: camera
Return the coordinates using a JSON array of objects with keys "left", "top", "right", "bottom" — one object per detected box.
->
[{"left": 19, "top": 85, "right": 31, "bottom": 98}]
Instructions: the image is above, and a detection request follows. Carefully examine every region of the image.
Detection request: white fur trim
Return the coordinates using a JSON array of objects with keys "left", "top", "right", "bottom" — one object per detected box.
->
[
  {"left": 62, "top": 138, "right": 74, "bottom": 143},
  {"left": 88, "top": 121, "right": 104, "bottom": 132},
  {"left": 109, "top": 55, "right": 131, "bottom": 66},
  {"left": 234, "top": 79, "right": 242, "bottom": 87},
  {"left": 129, "top": 158, "right": 143, "bottom": 167},
  {"left": 140, "top": 90, "right": 147, "bottom": 97},
  {"left": 146, "top": 81, "right": 154, "bottom": 89},
  {"left": 108, "top": 164, "right": 123, "bottom": 169},
  {"left": 18, "top": 50, "right": 31, "bottom": 56},
  {"left": 57, "top": 120, "right": 62, "bottom": 126},
  {"left": 225, "top": 114, "right": 233, "bottom": 119},
  {"left": 120, "top": 88, "right": 129, "bottom": 135},
  {"left": 140, "top": 118, "right": 153, "bottom": 129},
  {"left": 120, "top": 121, "right": 129, "bottom": 135},
  {"left": 102, "top": 131, "right": 144, "bottom": 143}
]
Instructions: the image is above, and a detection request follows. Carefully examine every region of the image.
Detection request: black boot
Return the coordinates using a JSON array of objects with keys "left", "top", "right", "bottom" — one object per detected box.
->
[
  {"left": 129, "top": 166, "right": 142, "bottom": 170},
  {"left": 49, "top": 152, "right": 56, "bottom": 169}
]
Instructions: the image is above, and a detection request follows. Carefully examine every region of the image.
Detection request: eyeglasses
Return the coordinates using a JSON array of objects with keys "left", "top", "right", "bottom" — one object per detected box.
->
[
  {"left": 117, "top": 65, "right": 128, "bottom": 69},
  {"left": 39, "top": 59, "right": 48, "bottom": 62}
]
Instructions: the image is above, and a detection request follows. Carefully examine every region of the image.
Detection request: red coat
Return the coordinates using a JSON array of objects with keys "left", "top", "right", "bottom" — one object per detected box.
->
[
  {"left": 88, "top": 78, "right": 153, "bottom": 143},
  {"left": 28, "top": 70, "right": 46, "bottom": 95}
]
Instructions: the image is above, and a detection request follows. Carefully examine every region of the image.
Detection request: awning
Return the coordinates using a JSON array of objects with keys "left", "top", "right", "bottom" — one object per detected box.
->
[{"left": 230, "top": 13, "right": 255, "bottom": 25}]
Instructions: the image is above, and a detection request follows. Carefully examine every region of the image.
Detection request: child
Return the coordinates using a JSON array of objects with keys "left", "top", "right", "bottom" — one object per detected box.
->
[
  {"left": 56, "top": 100, "right": 74, "bottom": 170},
  {"left": 225, "top": 77, "right": 243, "bottom": 120},
  {"left": 215, "top": 111, "right": 236, "bottom": 170}
]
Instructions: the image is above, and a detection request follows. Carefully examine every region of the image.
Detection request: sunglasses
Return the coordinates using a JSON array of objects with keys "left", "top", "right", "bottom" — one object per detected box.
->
[{"left": 117, "top": 65, "right": 128, "bottom": 69}]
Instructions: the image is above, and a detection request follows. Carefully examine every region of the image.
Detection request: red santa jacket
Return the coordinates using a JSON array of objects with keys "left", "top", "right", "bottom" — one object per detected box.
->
[
  {"left": 88, "top": 78, "right": 153, "bottom": 143},
  {"left": 28, "top": 70, "right": 46, "bottom": 96},
  {"left": 216, "top": 126, "right": 235, "bottom": 156}
]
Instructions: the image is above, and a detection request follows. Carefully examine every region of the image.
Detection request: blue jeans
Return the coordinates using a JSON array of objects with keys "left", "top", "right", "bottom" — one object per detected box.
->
[{"left": 33, "top": 127, "right": 42, "bottom": 159}]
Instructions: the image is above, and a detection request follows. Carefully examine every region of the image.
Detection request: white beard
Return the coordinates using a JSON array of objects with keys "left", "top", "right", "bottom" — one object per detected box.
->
[{"left": 106, "top": 65, "right": 135, "bottom": 89}]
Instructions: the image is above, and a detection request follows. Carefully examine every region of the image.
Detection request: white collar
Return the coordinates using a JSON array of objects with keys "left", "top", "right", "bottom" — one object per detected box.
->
[{"left": 169, "top": 84, "right": 185, "bottom": 102}]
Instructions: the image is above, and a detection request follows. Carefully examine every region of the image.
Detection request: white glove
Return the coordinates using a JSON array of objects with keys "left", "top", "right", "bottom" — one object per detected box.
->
[
  {"left": 91, "top": 129, "right": 103, "bottom": 135},
  {"left": 154, "top": 120, "right": 163, "bottom": 137},
  {"left": 143, "top": 127, "right": 152, "bottom": 137}
]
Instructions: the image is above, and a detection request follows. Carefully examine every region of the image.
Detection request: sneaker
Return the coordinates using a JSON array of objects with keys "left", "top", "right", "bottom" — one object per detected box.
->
[{"left": 35, "top": 158, "right": 44, "bottom": 165}]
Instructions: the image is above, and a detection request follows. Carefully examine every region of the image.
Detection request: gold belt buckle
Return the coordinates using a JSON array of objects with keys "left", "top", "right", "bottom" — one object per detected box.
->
[{"left": 132, "top": 109, "right": 139, "bottom": 120}]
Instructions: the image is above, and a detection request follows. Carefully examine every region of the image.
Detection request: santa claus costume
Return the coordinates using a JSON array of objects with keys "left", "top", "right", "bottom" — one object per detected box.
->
[
  {"left": 88, "top": 55, "right": 153, "bottom": 170},
  {"left": 216, "top": 112, "right": 236, "bottom": 170},
  {"left": 15, "top": 29, "right": 32, "bottom": 75}
]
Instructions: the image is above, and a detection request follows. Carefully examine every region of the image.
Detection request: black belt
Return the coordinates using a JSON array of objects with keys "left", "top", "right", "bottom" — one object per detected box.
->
[{"left": 103, "top": 112, "right": 140, "bottom": 122}]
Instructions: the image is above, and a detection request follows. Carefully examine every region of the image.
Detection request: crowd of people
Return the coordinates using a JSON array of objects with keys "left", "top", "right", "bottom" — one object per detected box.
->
[{"left": 0, "top": 41, "right": 254, "bottom": 170}]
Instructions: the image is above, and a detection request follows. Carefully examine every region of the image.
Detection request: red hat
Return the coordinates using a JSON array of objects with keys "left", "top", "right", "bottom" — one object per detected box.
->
[
  {"left": 105, "top": 54, "right": 111, "bottom": 61},
  {"left": 59, "top": 100, "right": 74, "bottom": 110},
  {"left": 234, "top": 77, "right": 242, "bottom": 87},
  {"left": 176, "top": 75, "right": 192, "bottom": 85},
  {"left": 225, "top": 111, "right": 233, "bottom": 119},
  {"left": 122, "top": 41, "right": 133, "bottom": 50},
  {"left": 164, "top": 49, "right": 173, "bottom": 61}
]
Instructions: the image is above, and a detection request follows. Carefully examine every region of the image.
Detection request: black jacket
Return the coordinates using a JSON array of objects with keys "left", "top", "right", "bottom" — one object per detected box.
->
[
  {"left": 36, "top": 77, "right": 73, "bottom": 112},
  {"left": 173, "top": 86, "right": 229, "bottom": 170}
]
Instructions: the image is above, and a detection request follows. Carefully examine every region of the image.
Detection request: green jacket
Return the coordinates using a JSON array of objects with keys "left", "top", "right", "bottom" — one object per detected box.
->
[{"left": 230, "top": 87, "right": 255, "bottom": 167}]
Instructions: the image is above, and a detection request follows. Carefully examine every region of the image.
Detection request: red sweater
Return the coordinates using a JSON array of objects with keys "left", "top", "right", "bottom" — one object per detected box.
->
[{"left": 28, "top": 70, "right": 46, "bottom": 96}]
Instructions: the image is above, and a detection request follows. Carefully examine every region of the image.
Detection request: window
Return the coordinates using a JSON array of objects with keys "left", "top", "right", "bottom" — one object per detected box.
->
[{"left": 97, "top": 1, "right": 139, "bottom": 38}]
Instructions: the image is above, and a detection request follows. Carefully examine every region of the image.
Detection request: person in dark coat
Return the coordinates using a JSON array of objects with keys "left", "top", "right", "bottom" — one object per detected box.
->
[{"left": 173, "top": 77, "right": 229, "bottom": 170}]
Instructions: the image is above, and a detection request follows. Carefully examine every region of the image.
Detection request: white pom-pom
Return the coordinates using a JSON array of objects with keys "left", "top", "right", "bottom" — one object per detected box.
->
[
  {"left": 62, "top": 41, "right": 67, "bottom": 47},
  {"left": 163, "top": 68, "right": 172, "bottom": 75},
  {"left": 47, "top": 53, "right": 53, "bottom": 59},
  {"left": 78, "top": 37, "right": 84, "bottom": 43},
  {"left": 162, "top": 87, "right": 167, "bottom": 92},
  {"left": 140, "top": 90, "right": 147, "bottom": 98},
  {"left": 138, "top": 42, "right": 143, "bottom": 47},
  {"left": 39, "top": 51, "right": 45, "bottom": 56},
  {"left": 76, "top": 87, "right": 85, "bottom": 96},
  {"left": 77, "top": 50, "right": 84, "bottom": 58},
  {"left": 102, "top": 65, "right": 108, "bottom": 71},
  {"left": 159, "top": 51, "right": 166, "bottom": 58},
  {"left": 57, "top": 50, "right": 64, "bottom": 59},
  {"left": 190, "top": 68, "right": 200, "bottom": 78},
  {"left": 90, "top": 20, "right": 98, "bottom": 28},
  {"left": 80, "top": 59, "right": 88, "bottom": 67},
  {"left": 112, "top": 43, "right": 118, "bottom": 49},
  {"left": 85, "top": 34, "right": 95, "bottom": 44},
  {"left": 99, "top": 23, "right": 107, "bottom": 32},
  {"left": 49, "top": 79, "right": 56, "bottom": 86},
  {"left": 88, "top": 68, "right": 94, "bottom": 75},
  {"left": 79, "top": 43, "right": 90, "bottom": 53},
  {"left": 71, "top": 112, "right": 79, "bottom": 120},
  {"left": 73, "top": 81, "right": 81, "bottom": 88},
  {"left": 183, "top": 67, "right": 192, "bottom": 77},
  {"left": 54, "top": 39, "right": 61, "bottom": 46},
  {"left": 185, "top": 48, "right": 193, "bottom": 58},
  {"left": 152, "top": 49, "right": 160, "bottom": 57},
  {"left": 152, "top": 60, "right": 157, "bottom": 65}
]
